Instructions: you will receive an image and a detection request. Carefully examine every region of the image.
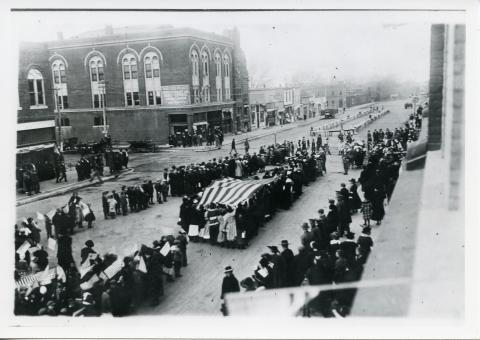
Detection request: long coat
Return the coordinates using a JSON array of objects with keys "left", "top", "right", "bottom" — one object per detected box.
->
[
  {"left": 371, "top": 189, "right": 386, "bottom": 221},
  {"left": 221, "top": 274, "right": 240, "bottom": 299},
  {"left": 349, "top": 183, "right": 362, "bottom": 210}
]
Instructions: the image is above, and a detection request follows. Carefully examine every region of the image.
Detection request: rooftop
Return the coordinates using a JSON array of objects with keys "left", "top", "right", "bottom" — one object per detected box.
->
[{"left": 47, "top": 25, "right": 234, "bottom": 49}]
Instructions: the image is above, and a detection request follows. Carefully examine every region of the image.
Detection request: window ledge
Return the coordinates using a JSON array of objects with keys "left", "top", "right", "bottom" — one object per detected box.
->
[
  {"left": 29, "top": 105, "right": 48, "bottom": 110},
  {"left": 93, "top": 125, "right": 109, "bottom": 128}
]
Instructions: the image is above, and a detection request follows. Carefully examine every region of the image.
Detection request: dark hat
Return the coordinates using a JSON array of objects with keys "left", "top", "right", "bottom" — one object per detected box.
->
[
  {"left": 346, "top": 231, "right": 355, "bottom": 239},
  {"left": 349, "top": 178, "right": 356, "bottom": 183},
  {"left": 267, "top": 245, "right": 279, "bottom": 253},
  {"left": 224, "top": 266, "right": 233, "bottom": 273},
  {"left": 328, "top": 199, "right": 335, "bottom": 204},
  {"left": 85, "top": 240, "right": 94, "bottom": 248},
  {"left": 280, "top": 240, "right": 289, "bottom": 246}
]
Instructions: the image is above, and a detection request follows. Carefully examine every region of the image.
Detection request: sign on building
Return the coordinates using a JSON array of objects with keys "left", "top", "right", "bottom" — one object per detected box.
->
[{"left": 162, "top": 85, "right": 191, "bottom": 106}]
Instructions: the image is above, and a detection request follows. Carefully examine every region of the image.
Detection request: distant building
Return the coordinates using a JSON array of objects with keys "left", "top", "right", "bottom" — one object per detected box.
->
[
  {"left": 17, "top": 25, "right": 250, "bottom": 145},
  {"left": 249, "top": 86, "right": 301, "bottom": 129}
]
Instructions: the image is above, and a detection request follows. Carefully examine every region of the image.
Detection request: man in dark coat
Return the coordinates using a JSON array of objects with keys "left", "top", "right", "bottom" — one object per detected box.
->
[
  {"left": 326, "top": 200, "right": 339, "bottom": 234},
  {"left": 221, "top": 266, "right": 240, "bottom": 314},
  {"left": 280, "top": 240, "right": 295, "bottom": 287},
  {"left": 142, "top": 246, "right": 164, "bottom": 306},
  {"left": 267, "top": 246, "right": 286, "bottom": 288}
]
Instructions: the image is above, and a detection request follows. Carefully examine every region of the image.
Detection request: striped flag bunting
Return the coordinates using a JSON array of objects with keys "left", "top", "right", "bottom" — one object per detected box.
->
[
  {"left": 15, "top": 267, "right": 58, "bottom": 289},
  {"left": 102, "top": 259, "right": 123, "bottom": 279},
  {"left": 197, "top": 177, "right": 275, "bottom": 207}
]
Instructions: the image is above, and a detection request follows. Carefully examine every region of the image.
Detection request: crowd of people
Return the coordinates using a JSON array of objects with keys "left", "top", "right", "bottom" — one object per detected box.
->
[
  {"left": 15, "top": 221, "right": 189, "bottom": 316},
  {"left": 220, "top": 111, "right": 422, "bottom": 317},
  {"left": 75, "top": 149, "right": 129, "bottom": 183},
  {"left": 168, "top": 127, "right": 224, "bottom": 148},
  {"left": 177, "top": 137, "right": 329, "bottom": 247}
]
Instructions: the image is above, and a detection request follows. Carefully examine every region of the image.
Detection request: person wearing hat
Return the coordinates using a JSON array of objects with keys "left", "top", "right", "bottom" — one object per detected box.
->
[
  {"left": 300, "top": 222, "right": 314, "bottom": 250},
  {"left": 280, "top": 240, "right": 295, "bottom": 287},
  {"left": 326, "top": 199, "right": 339, "bottom": 235},
  {"left": 348, "top": 178, "right": 362, "bottom": 213},
  {"left": 80, "top": 240, "right": 96, "bottom": 265},
  {"left": 221, "top": 266, "right": 240, "bottom": 301},
  {"left": 267, "top": 245, "right": 286, "bottom": 288},
  {"left": 357, "top": 227, "right": 374, "bottom": 257}
]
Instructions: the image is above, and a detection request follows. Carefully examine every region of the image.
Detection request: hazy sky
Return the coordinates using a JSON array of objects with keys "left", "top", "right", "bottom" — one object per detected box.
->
[{"left": 11, "top": 10, "right": 465, "bottom": 87}]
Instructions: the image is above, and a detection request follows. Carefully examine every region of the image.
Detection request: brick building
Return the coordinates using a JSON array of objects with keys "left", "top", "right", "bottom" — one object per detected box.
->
[
  {"left": 17, "top": 25, "right": 250, "bottom": 145},
  {"left": 16, "top": 41, "right": 57, "bottom": 176}
]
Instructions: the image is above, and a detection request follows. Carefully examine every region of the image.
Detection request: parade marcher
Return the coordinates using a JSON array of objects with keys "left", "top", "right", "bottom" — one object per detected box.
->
[{"left": 244, "top": 138, "right": 250, "bottom": 154}]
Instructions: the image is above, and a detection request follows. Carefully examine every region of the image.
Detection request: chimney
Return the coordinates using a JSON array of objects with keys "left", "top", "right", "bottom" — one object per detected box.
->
[
  {"left": 57, "top": 32, "right": 64, "bottom": 41},
  {"left": 105, "top": 25, "right": 113, "bottom": 35}
]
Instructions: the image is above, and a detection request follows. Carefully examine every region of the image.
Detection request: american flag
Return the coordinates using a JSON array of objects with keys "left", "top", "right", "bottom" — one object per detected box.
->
[
  {"left": 15, "top": 267, "right": 57, "bottom": 289},
  {"left": 103, "top": 259, "right": 123, "bottom": 279},
  {"left": 197, "top": 177, "right": 275, "bottom": 207}
]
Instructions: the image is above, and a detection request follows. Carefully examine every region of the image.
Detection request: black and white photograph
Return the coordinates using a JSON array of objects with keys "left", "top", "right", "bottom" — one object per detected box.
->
[{"left": 1, "top": 0, "right": 478, "bottom": 338}]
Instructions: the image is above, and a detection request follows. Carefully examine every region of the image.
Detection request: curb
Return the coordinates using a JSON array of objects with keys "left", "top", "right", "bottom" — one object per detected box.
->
[{"left": 16, "top": 168, "right": 135, "bottom": 207}]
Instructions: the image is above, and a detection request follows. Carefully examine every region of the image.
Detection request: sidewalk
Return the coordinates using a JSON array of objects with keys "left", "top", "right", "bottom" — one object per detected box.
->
[{"left": 16, "top": 167, "right": 134, "bottom": 207}]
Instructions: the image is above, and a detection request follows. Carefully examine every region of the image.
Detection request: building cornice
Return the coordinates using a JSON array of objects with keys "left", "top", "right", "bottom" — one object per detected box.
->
[
  {"left": 48, "top": 35, "right": 234, "bottom": 51},
  {"left": 59, "top": 101, "right": 236, "bottom": 113}
]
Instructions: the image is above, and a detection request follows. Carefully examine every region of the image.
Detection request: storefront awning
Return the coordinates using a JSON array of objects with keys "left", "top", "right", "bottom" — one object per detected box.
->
[{"left": 17, "top": 143, "right": 55, "bottom": 155}]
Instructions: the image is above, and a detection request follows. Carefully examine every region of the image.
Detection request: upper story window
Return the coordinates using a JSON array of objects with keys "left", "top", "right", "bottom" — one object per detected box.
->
[
  {"left": 144, "top": 52, "right": 162, "bottom": 106},
  {"left": 122, "top": 55, "right": 138, "bottom": 80},
  {"left": 52, "top": 61, "right": 66, "bottom": 84},
  {"left": 223, "top": 54, "right": 231, "bottom": 100},
  {"left": 88, "top": 56, "right": 105, "bottom": 108},
  {"left": 144, "top": 55, "right": 160, "bottom": 79},
  {"left": 90, "top": 57, "right": 105, "bottom": 82},
  {"left": 214, "top": 52, "right": 222, "bottom": 102},
  {"left": 27, "top": 69, "right": 46, "bottom": 108},
  {"left": 191, "top": 49, "right": 200, "bottom": 87},
  {"left": 201, "top": 51, "right": 209, "bottom": 80},
  {"left": 122, "top": 53, "right": 140, "bottom": 107},
  {"left": 52, "top": 60, "right": 68, "bottom": 109}
]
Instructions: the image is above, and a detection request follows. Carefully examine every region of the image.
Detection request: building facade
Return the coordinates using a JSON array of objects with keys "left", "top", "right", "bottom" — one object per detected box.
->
[
  {"left": 249, "top": 86, "right": 301, "bottom": 129},
  {"left": 17, "top": 42, "right": 58, "bottom": 177},
  {"left": 17, "top": 25, "right": 250, "bottom": 145}
]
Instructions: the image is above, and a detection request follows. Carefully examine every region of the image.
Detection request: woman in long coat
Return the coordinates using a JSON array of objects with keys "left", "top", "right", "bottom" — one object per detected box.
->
[
  {"left": 371, "top": 187, "right": 386, "bottom": 225},
  {"left": 348, "top": 179, "right": 362, "bottom": 212}
]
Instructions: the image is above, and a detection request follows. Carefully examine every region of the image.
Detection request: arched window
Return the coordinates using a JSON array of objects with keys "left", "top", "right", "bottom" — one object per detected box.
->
[
  {"left": 144, "top": 52, "right": 162, "bottom": 105},
  {"left": 214, "top": 52, "right": 222, "bottom": 102},
  {"left": 191, "top": 49, "right": 200, "bottom": 103},
  {"left": 52, "top": 60, "right": 69, "bottom": 109},
  {"left": 223, "top": 54, "right": 231, "bottom": 100},
  {"left": 27, "top": 69, "right": 45, "bottom": 107},
  {"left": 122, "top": 53, "right": 140, "bottom": 106},
  {"left": 201, "top": 51, "right": 210, "bottom": 103},
  {"left": 89, "top": 56, "right": 105, "bottom": 108}
]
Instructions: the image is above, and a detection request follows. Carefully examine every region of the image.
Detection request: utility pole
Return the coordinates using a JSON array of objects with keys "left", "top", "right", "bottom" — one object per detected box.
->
[
  {"left": 98, "top": 81, "right": 108, "bottom": 137},
  {"left": 53, "top": 88, "right": 63, "bottom": 151}
]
